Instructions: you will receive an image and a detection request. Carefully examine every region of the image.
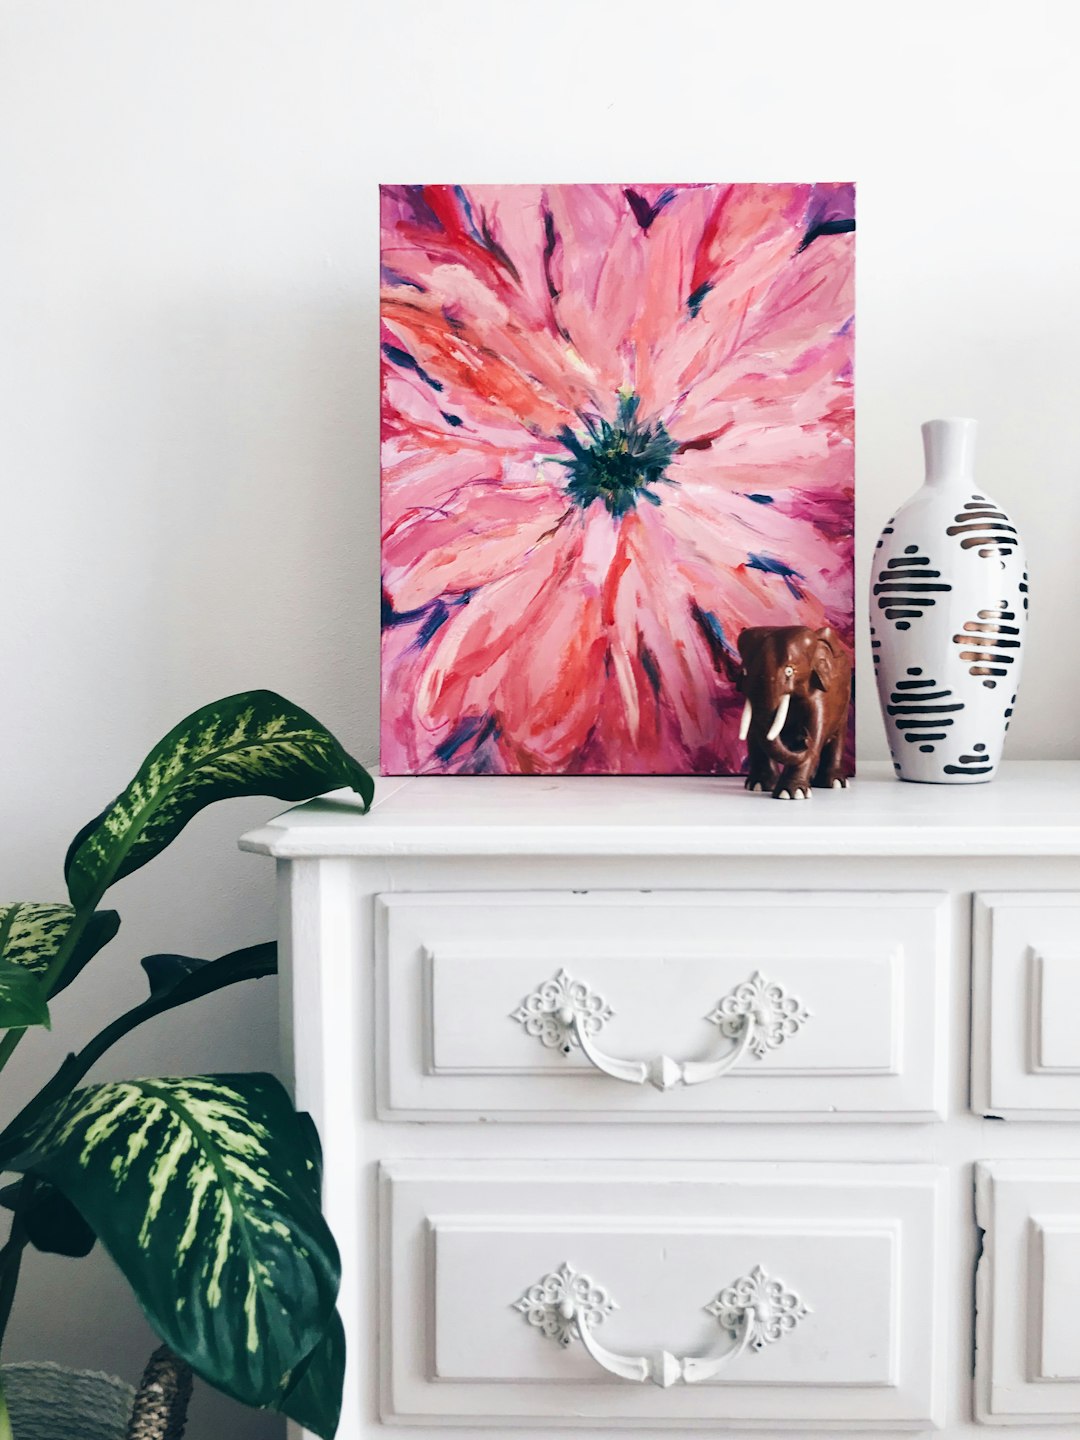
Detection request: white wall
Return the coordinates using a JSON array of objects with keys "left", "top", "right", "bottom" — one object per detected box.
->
[{"left": 2, "top": 0, "right": 1078, "bottom": 1433}]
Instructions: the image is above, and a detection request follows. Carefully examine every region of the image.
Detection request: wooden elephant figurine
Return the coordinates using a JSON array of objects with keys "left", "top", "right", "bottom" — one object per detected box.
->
[{"left": 736, "top": 625, "right": 852, "bottom": 799}]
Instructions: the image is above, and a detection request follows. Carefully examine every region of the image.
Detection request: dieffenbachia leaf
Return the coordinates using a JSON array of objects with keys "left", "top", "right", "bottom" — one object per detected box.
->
[
  {"left": 0, "top": 904, "right": 119, "bottom": 997},
  {"left": 6, "top": 1074, "right": 339, "bottom": 1407},
  {"left": 0, "top": 960, "right": 50, "bottom": 1030},
  {"left": 64, "top": 691, "right": 374, "bottom": 909},
  {"left": 0, "top": 1178, "right": 96, "bottom": 1257},
  {"left": 276, "top": 1309, "right": 345, "bottom": 1438}
]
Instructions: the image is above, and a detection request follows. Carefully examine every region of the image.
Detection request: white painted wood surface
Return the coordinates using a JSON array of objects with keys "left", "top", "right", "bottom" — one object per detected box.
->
[
  {"left": 973, "top": 894, "right": 1080, "bottom": 1118},
  {"left": 245, "top": 762, "right": 1080, "bottom": 1440},
  {"left": 975, "top": 1161, "right": 1080, "bottom": 1423},
  {"left": 381, "top": 1160, "right": 944, "bottom": 1428},
  {"left": 239, "top": 761, "right": 1080, "bottom": 859},
  {"left": 378, "top": 890, "right": 948, "bottom": 1120}
]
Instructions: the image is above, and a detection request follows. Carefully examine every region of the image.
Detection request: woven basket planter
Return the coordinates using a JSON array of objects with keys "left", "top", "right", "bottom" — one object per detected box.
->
[{"left": 3, "top": 1347, "right": 191, "bottom": 1440}]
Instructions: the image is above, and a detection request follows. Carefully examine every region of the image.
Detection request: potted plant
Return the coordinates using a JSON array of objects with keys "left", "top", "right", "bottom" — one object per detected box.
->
[{"left": 0, "top": 691, "right": 374, "bottom": 1438}]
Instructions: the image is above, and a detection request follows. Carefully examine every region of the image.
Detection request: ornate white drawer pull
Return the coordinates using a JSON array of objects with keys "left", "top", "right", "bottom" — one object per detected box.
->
[
  {"left": 513, "top": 1262, "right": 808, "bottom": 1388},
  {"left": 511, "top": 968, "right": 809, "bottom": 1091}
]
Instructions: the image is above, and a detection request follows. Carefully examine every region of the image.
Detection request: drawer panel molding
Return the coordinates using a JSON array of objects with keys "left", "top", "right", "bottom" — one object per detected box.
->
[
  {"left": 380, "top": 1159, "right": 946, "bottom": 1429},
  {"left": 976, "top": 1161, "right": 1080, "bottom": 1423},
  {"left": 972, "top": 893, "right": 1080, "bottom": 1118},
  {"left": 377, "top": 890, "right": 950, "bottom": 1120}
]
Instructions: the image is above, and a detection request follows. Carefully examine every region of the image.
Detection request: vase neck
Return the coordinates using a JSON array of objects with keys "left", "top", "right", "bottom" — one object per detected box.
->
[{"left": 922, "top": 417, "right": 977, "bottom": 489}]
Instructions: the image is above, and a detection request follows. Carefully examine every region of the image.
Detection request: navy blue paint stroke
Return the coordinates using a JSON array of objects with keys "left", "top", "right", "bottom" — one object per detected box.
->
[
  {"left": 416, "top": 600, "right": 450, "bottom": 648},
  {"left": 382, "top": 589, "right": 432, "bottom": 629},
  {"left": 454, "top": 185, "right": 482, "bottom": 243},
  {"left": 639, "top": 643, "right": 662, "bottom": 697},
  {"left": 744, "top": 493, "right": 774, "bottom": 505},
  {"left": 746, "top": 552, "right": 805, "bottom": 599},
  {"left": 435, "top": 713, "right": 497, "bottom": 765},
  {"left": 625, "top": 187, "right": 677, "bottom": 231},
  {"left": 441, "top": 412, "right": 464, "bottom": 427},
  {"left": 383, "top": 589, "right": 471, "bottom": 651},
  {"left": 686, "top": 281, "right": 712, "bottom": 317},
  {"left": 381, "top": 590, "right": 441, "bottom": 631},
  {"left": 798, "top": 216, "right": 856, "bottom": 253},
  {"left": 692, "top": 603, "right": 740, "bottom": 665},
  {"left": 451, "top": 186, "right": 521, "bottom": 282},
  {"left": 382, "top": 343, "right": 443, "bottom": 392}
]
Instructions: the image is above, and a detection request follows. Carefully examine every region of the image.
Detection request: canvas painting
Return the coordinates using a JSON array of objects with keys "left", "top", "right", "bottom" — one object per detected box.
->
[{"left": 380, "top": 183, "right": 855, "bottom": 775}]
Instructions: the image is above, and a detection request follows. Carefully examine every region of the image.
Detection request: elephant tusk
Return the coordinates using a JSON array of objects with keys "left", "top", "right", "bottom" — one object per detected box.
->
[
  {"left": 766, "top": 692, "right": 791, "bottom": 742},
  {"left": 738, "top": 698, "right": 752, "bottom": 741}
]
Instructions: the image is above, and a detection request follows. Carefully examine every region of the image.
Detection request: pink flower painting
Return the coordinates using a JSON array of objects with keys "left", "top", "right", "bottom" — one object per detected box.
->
[{"left": 380, "top": 182, "right": 855, "bottom": 775}]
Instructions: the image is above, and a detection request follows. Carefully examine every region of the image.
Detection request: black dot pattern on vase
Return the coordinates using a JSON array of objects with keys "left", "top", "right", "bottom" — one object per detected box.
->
[
  {"left": 944, "top": 747, "right": 993, "bottom": 777},
  {"left": 875, "top": 519, "right": 896, "bottom": 551},
  {"left": 1004, "top": 692, "right": 1017, "bottom": 731},
  {"left": 1020, "top": 571, "right": 1029, "bottom": 610},
  {"left": 873, "top": 544, "right": 952, "bottom": 630},
  {"left": 952, "top": 600, "right": 1021, "bottom": 688},
  {"left": 945, "top": 494, "right": 1017, "bottom": 561},
  {"left": 885, "top": 666, "right": 963, "bottom": 750},
  {"left": 870, "top": 624, "right": 881, "bottom": 669}
]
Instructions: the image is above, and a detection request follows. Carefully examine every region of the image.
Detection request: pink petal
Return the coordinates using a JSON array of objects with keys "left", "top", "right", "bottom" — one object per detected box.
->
[
  {"left": 384, "top": 480, "right": 568, "bottom": 612},
  {"left": 407, "top": 518, "right": 608, "bottom": 773}
]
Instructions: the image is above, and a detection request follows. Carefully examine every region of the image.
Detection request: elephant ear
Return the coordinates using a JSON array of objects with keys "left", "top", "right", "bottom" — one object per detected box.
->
[{"left": 810, "top": 626, "right": 843, "bottom": 692}]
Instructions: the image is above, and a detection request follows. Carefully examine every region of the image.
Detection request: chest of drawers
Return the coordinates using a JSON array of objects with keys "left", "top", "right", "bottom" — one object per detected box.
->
[{"left": 240, "top": 760, "right": 1080, "bottom": 1439}]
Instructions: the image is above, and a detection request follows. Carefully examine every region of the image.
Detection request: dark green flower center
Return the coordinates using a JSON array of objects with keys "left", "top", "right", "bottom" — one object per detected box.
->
[{"left": 558, "top": 392, "right": 677, "bottom": 517}]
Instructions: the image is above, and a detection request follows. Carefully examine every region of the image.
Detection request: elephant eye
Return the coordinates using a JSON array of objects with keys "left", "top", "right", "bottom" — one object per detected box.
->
[{"left": 784, "top": 665, "right": 794, "bottom": 677}]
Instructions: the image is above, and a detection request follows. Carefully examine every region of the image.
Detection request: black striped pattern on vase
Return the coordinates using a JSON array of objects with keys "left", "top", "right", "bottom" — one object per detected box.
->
[
  {"left": 884, "top": 667, "right": 963, "bottom": 754},
  {"left": 944, "top": 744, "right": 992, "bottom": 778},
  {"left": 945, "top": 495, "right": 1018, "bottom": 560},
  {"left": 872, "top": 544, "right": 952, "bottom": 631},
  {"left": 952, "top": 600, "right": 1021, "bottom": 689}
]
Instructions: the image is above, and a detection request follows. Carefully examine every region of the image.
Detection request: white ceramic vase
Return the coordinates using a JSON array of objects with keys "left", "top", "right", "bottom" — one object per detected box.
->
[{"left": 871, "top": 418, "right": 1027, "bottom": 783}]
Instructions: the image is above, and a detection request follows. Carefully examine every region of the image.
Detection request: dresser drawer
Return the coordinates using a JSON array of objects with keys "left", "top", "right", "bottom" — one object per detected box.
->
[
  {"left": 376, "top": 891, "right": 949, "bottom": 1120},
  {"left": 380, "top": 1159, "right": 945, "bottom": 1429},
  {"left": 976, "top": 1161, "right": 1080, "bottom": 1424},
  {"left": 972, "top": 893, "right": 1080, "bottom": 1118}
]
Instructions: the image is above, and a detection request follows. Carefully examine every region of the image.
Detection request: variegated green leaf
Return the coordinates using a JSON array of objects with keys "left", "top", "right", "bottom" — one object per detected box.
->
[
  {"left": 0, "top": 903, "right": 119, "bottom": 997},
  {"left": 6, "top": 1074, "right": 339, "bottom": 1407},
  {"left": 0, "top": 960, "right": 49, "bottom": 1030},
  {"left": 0, "top": 904, "right": 70, "bottom": 972},
  {"left": 65, "top": 691, "right": 374, "bottom": 909},
  {"left": 276, "top": 1309, "right": 344, "bottom": 1438}
]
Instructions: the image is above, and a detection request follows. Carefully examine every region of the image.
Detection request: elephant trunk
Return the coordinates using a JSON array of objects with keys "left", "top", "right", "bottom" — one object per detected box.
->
[{"left": 743, "top": 689, "right": 811, "bottom": 766}]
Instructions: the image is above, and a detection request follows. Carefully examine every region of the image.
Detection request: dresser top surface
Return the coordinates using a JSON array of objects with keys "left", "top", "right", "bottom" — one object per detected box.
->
[{"left": 239, "top": 760, "right": 1080, "bottom": 859}]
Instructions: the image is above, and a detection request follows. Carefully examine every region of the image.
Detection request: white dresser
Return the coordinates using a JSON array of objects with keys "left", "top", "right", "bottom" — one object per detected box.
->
[{"left": 240, "top": 761, "right": 1080, "bottom": 1438}]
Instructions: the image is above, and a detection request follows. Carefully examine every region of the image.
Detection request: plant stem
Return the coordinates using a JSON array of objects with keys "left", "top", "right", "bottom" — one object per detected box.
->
[
  {"left": 0, "top": 1179, "right": 34, "bottom": 1356},
  {"left": 0, "top": 944, "right": 275, "bottom": 1166}
]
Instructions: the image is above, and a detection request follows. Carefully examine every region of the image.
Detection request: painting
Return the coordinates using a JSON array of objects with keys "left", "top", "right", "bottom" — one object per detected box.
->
[{"left": 380, "top": 183, "right": 855, "bottom": 776}]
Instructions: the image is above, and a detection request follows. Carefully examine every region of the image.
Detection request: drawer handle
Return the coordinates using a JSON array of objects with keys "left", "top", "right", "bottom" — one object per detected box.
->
[
  {"left": 511, "top": 968, "right": 809, "bottom": 1091},
  {"left": 513, "top": 1261, "right": 808, "bottom": 1388}
]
